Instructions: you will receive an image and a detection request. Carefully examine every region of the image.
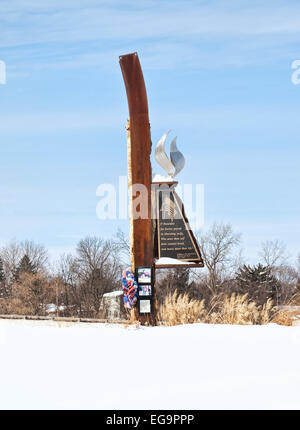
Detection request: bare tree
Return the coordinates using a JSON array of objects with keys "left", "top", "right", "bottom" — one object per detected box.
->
[
  {"left": 195, "top": 223, "right": 241, "bottom": 294},
  {"left": 258, "top": 240, "right": 297, "bottom": 303},
  {"left": 0, "top": 239, "right": 48, "bottom": 282},
  {"left": 21, "top": 240, "right": 48, "bottom": 271},
  {"left": 297, "top": 254, "right": 300, "bottom": 279},
  {"left": 115, "top": 228, "right": 130, "bottom": 253},
  {"left": 55, "top": 254, "right": 80, "bottom": 316},
  {"left": 259, "top": 240, "right": 287, "bottom": 268},
  {"left": 272, "top": 264, "right": 298, "bottom": 304},
  {"left": 0, "top": 239, "right": 23, "bottom": 282},
  {"left": 57, "top": 253, "right": 79, "bottom": 287},
  {"left": 114, "top": 228, "right": 131, "bottom": 267},
  {"left": 76, "top": 236, "right": 121, "bottom": 316},
  {"left": 76, "top": 236, "right": 119, "bottom": 278},
  {"left": 56, "top": 237, "right": 122, "bottom": 317}
]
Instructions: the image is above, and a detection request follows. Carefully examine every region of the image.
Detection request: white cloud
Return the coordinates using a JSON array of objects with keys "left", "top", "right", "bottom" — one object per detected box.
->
[
  {"left": 2, "top": 0, "right": 300, "bottom": 45},
  {"left": 1, "top": 0, "right": 300, "bottom": 72}
]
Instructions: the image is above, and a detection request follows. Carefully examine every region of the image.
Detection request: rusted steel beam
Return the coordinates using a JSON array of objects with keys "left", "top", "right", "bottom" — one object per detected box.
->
[{"left": 119, "top": 52, "right": 153, "bottom": 270}]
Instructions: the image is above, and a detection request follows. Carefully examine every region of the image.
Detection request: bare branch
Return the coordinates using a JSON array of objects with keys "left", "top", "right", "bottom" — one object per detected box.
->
[
  {"left": 195, "top": 222, "right": 241, "bottom": 293},
  {"left": 259, "top": 240, "right": 287, "bottom": 268}
]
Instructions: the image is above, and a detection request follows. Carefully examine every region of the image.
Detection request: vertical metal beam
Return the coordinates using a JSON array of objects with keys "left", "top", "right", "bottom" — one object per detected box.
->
[{"left": 119, "top": 53, "right": 153, "bottom": 270}]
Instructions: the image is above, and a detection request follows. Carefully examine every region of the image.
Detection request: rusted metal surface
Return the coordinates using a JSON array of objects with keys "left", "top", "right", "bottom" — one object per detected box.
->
[{"left": 119, "top": 53, "right": 153, "bottom": 270}]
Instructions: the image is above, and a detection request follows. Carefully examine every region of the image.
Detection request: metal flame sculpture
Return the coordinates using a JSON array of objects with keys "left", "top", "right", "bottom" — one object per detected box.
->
[{"left": 154, "top": 130, "right": 185, "bottom": 179}]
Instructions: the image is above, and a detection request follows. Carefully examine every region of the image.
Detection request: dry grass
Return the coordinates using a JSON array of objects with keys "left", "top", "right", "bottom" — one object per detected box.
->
[
  {"left": 159, "top": 291, "right": 206, "bottom": 326},
  {"left": 207, "top": 293, "right": 274, "bottom": 325},
  {"left": 159, "top": 291, "right": 275, "bottom": 326},
  {"left": 271, "top": 293, "right": 300, "bottom": 326},
  {"left": 271, "top": 309, "right": 297, "bottom": 326}
]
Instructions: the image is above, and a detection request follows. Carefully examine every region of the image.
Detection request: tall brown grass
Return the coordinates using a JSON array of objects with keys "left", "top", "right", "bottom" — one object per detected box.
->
[
  {"left": 271, "top": 293, "right": 300, "bottom": 326},
  {"left": 159, "top": 291, "right": 275, "bottom": 326},
  {"left": 159, "top": 291, "right": 206, "bottom": 326},
  {"left": 207, "top": 293, "right": 274, "bottom": 325}
]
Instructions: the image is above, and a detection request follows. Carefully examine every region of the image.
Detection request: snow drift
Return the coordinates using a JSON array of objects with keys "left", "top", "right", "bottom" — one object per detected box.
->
[{"left": 0, "top": 319, "right": 300, "bottom": 409}]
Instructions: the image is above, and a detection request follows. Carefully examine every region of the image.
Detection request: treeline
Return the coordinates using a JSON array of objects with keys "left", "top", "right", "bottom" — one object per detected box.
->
[
  {"left": 0, "top": 223, "right": 299, "bottom": 318},
  {"left": 156, "top": 223, "right": 300, "bottom": 310},
  {"left": 0, "top": 237, "right": 121, "bottom": 317}
]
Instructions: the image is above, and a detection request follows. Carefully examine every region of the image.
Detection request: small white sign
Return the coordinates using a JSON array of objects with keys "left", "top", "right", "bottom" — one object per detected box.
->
[{"left": 139, "top": 299, "right": 151, "bottom": 314}]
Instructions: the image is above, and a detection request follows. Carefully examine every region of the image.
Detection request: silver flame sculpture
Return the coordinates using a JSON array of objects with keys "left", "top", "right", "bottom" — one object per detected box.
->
[{"left": 154, "top": 130, "right": 185, "bottom": 179}]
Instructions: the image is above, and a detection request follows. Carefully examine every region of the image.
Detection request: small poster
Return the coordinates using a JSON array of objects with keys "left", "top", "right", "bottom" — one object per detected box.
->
[
  {"left": 139, "top": 299, "right": 151, "bottom": 314},
  {"left": 137, "top": 267, "right": 152, "bottom": 284},
  {"left": 138, "top": 284, "right": 152, "bottom": 296}
]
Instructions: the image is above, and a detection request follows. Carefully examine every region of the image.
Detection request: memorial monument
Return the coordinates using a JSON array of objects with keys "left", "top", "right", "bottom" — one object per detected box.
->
[{"left": 119, "top": 52, "right": 203, "bottom": 324}]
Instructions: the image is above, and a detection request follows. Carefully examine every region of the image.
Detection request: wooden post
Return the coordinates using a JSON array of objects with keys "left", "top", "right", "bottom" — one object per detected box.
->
[{"left": 119, "top": 53, "right": 156, "bottom": 325}]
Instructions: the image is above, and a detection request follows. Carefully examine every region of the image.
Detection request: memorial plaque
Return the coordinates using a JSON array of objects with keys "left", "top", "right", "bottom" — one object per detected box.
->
[{"left": 156, "top": 186, "right": 203, "bottom": 262}]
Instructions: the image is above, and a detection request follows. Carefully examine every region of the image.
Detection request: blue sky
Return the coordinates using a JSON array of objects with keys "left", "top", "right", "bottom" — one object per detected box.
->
[{"left": 0, "top": 0, "right": 299, "bottom": 263}]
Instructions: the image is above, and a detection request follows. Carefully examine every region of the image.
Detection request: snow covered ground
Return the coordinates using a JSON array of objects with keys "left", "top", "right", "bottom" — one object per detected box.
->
[{"left": 0, "top": 319, "right": 300, "bottom": 410}]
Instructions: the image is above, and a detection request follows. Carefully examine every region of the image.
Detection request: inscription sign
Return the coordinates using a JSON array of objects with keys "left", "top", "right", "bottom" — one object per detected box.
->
[{"left": 156, "top": 187, "right": 202, "bottom": 262}]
